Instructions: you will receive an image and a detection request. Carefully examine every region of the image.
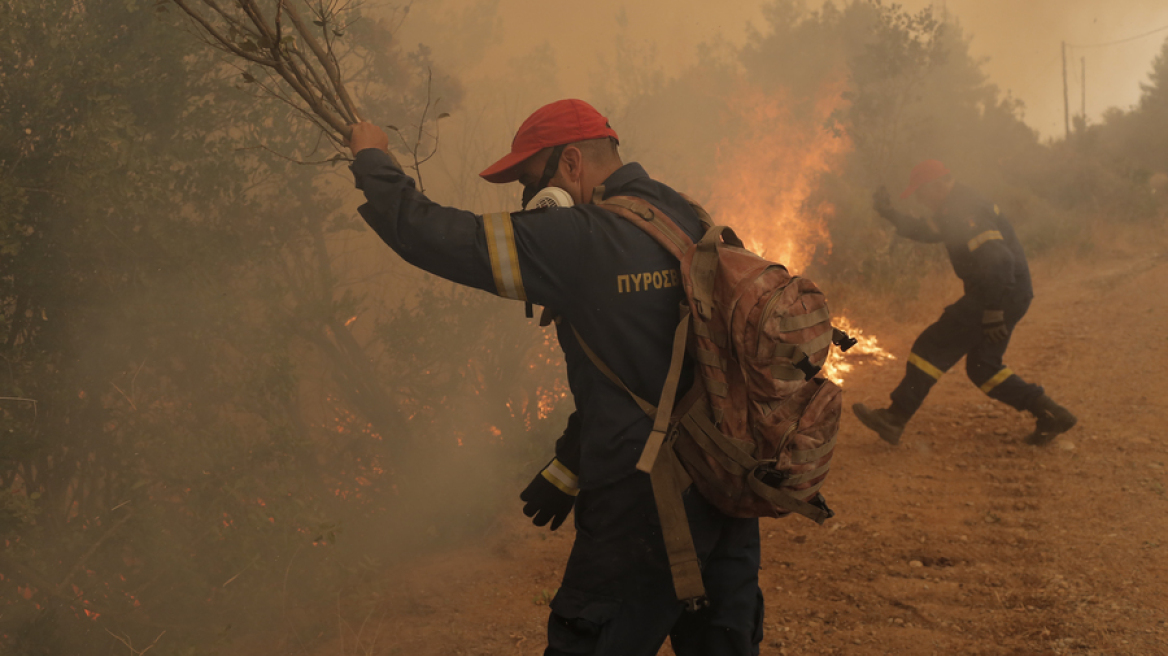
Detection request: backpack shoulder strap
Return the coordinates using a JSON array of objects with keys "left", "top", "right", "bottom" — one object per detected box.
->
[
  {"left": 596, "top": 194, "right": 694, "bottom": 260},
  {"left": 569, "top": 308, "right": 692, "bottom": 477},
  {"left": 573, "top": 318, "right": 709, "bottom": 609},
  {"left": 678, "top": 192, "right": 716, "bottom": 232},
  {"left": 689, "top": 224, "right": 746, "bottom": 321},
  {"left": 569, "top": 325, "right": 658, "bottom": 420},
  {"left": 598, "top": 193, "right": 747, "bottom": 322}
]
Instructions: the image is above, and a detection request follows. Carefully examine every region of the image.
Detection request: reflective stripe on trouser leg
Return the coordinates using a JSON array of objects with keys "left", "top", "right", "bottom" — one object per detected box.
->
[
  {"left": 908, "top": 353, "right": 945, "bottom": 380},
  {"left": 974, "top": 367, "right": 1045, "bottom": 412},
  {"left": 965, "top": 331, "right": 1044, "bottom": 412},
  {"left": 891, "top": 297, "right": 984, "bottom": 418},
  {"left": 978, "top": 367, "right": 1014, "bottom": 393},
  {"left": 889, "top": 351, "right": 948, "bottom": 418}
]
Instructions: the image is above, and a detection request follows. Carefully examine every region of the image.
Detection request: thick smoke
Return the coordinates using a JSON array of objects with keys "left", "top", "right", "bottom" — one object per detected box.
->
[{"left": 2, "top": 1, "right": 1166, "bottom": 654}]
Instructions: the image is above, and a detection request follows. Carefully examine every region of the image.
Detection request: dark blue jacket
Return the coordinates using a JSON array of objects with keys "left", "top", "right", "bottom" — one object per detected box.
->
[
  {"left": 891, "top": 183, "right": 1033, "bottom": 309},
  {"left": 352, "top": 150, "right": 701, "bottom": 489}
]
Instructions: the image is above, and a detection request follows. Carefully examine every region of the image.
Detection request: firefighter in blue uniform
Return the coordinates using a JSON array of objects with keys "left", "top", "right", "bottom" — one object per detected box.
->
[
  {"left": 348, "top": 99, "right": 763, "bottom": 656},
  {"left": 853, "top": 160, "right": 1077, "bottom": 446}
]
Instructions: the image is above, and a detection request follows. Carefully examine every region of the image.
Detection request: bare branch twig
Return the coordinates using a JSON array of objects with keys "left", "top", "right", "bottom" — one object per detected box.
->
[
  {"left": 281, "top": 0, "right": 361, "bottom": 122},
  {"left": 171, "top": 0, "right": 408, "bottom": 167},
  {"left": 172, "top": 0, "right": 275, "bottom": 65},
  {"left": 236, "top": 144, "right": 352, "bottom": 165}
]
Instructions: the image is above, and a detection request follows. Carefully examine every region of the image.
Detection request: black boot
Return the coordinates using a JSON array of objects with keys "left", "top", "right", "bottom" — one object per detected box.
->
[
  {"left": 853, "top": 403, "right": 909, "bottom": 445},
  {"left": 1024, "top": 394, "right": 1077, "bottom": 446}
]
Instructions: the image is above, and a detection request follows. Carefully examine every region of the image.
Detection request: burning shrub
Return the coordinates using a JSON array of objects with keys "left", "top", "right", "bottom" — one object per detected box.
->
[{"left": 612, "top": 0, "right": 1163, "bottom": 302}]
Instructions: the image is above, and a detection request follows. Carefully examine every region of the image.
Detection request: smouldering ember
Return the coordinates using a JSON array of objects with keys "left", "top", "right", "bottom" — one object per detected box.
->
[
  {"left": 821, "top": 315, "right": 895, "bottom": 385},
  {"left": 532, "top": 329, "right": 570, "bottom": 422}
]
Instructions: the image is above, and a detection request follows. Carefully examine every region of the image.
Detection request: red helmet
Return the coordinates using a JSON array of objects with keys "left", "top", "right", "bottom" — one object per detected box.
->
[
  {"left": 479, "top": 99, "right": 619, "bottom": 184},
  {"left": 901, "top": 159, "right": 950, "bottom": 199}
]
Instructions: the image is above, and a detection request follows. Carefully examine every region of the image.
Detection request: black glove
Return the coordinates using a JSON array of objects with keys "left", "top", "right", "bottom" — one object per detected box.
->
[
  {"left": 520, "top": 458, "right": 578, "bottom": 530},
  {"left": 872, "top": 185, "right": 897, "bottom": 221},
  {"left": 982, "top": 309, "right": 1009, "bottom": 343}
]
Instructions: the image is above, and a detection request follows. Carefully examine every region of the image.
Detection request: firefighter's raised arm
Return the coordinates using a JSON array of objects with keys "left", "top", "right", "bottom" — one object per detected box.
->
[
  {"left": 349, "top": 132, "right": 588, "bottom": 313},
  {"left": 872, "top": 185, "right": 942, "bottom": 243}
]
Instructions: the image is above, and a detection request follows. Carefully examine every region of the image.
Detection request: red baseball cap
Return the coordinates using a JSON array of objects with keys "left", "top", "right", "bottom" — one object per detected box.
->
[
  {"left": 901, "top": 159, "right": 951, "bottom": 199},
  {"left": 479, "top": 99, "right": 619, "bottom": 184}
]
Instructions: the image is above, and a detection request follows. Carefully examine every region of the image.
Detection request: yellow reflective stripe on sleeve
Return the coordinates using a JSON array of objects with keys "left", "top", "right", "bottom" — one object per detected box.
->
[
  {"left": 482, "top": 212, "right": 528, "bottom": 302},
  {"left": 541, "top": 458, "right": 579, "bottom": 496},
  {"left": 967, "top": 230, "right": 1004, "bottom": 252},
  {"left": 979, "top": 367, "right": 1014, "bottom": 393},
  {"left": 908, "top": 353, "right": 944, "bottom": 380}
]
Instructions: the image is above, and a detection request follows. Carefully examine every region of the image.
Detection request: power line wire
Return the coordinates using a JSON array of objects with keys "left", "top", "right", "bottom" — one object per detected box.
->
[{"left": 1067, "top": 24, "right": 1168, "bottom": 49}]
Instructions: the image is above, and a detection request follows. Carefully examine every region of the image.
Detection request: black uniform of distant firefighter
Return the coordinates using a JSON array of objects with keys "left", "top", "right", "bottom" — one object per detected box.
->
[
  {"left": 853, "top": 160, "right": 1077, "bottom": 446},
  {"left": 348, "top": 100, "right": 764, "bottom": 656}
]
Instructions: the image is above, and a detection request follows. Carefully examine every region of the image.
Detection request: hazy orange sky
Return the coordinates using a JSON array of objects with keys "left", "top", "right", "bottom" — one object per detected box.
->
[
  {"left": 926, "top": 0, "right": 1168, "bottom": 136},
  {"left": 403, "top": 0, "right": 1168, "bottom": 139}
]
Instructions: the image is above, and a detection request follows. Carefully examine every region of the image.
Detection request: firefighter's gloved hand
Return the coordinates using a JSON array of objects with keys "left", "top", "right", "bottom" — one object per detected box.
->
[
  {"left": 872, "top": 186, "right": 897, "bottom": 221},
  {"left": 520, "top": 458, "right": 578, "bottom": 531},
  {"left": 982, "top": 310, "right": 1009, "bottom": 343}
]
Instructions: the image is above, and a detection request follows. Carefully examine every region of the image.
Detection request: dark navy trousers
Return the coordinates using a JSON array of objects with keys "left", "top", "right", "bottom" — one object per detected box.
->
[
  {"left": 544, "top": 472, "right": 763, "bottom": 656},
  {"left": 890, "top": 293, "right": 1044, "bottom": 418}
]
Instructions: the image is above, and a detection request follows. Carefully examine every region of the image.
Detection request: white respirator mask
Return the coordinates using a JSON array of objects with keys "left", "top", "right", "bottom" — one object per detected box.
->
[{"left": 524, "top": 186, "right": 573, "bottom": 211}]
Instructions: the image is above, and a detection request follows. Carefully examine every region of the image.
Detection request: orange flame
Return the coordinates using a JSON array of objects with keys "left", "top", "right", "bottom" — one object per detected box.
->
[
  {"left": 706, "top": 80, "right": 851, "bottom": 272},
  {"left": 702, "top": 80, "right": 894, "bottom": 384},
  {"left": 822, "top": 316, "right": 895, "bottom": 385}
]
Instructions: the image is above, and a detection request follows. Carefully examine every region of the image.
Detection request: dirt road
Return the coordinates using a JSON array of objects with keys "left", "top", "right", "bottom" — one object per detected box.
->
[{"left": 310, "top": 245, "right": 1168, "bottom": 656}]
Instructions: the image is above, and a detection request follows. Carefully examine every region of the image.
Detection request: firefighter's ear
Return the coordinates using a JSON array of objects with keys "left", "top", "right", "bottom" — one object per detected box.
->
[{"left": 557, "top": 146, "right": 584, "bottom": 183}]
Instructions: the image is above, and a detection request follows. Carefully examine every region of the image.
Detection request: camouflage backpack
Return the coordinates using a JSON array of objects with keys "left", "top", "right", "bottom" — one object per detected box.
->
[{"left": 581, "top": 193, "right": 842, "bottom": 609}]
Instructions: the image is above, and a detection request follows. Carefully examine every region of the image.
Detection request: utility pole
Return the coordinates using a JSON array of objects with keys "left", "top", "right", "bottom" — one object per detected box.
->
[
  {"left": 1081, "top": 56, "right": 1086, "bottom": 122},
  {"left": 1062, "top": 41, "right": 1070, "bottom": 139}
]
